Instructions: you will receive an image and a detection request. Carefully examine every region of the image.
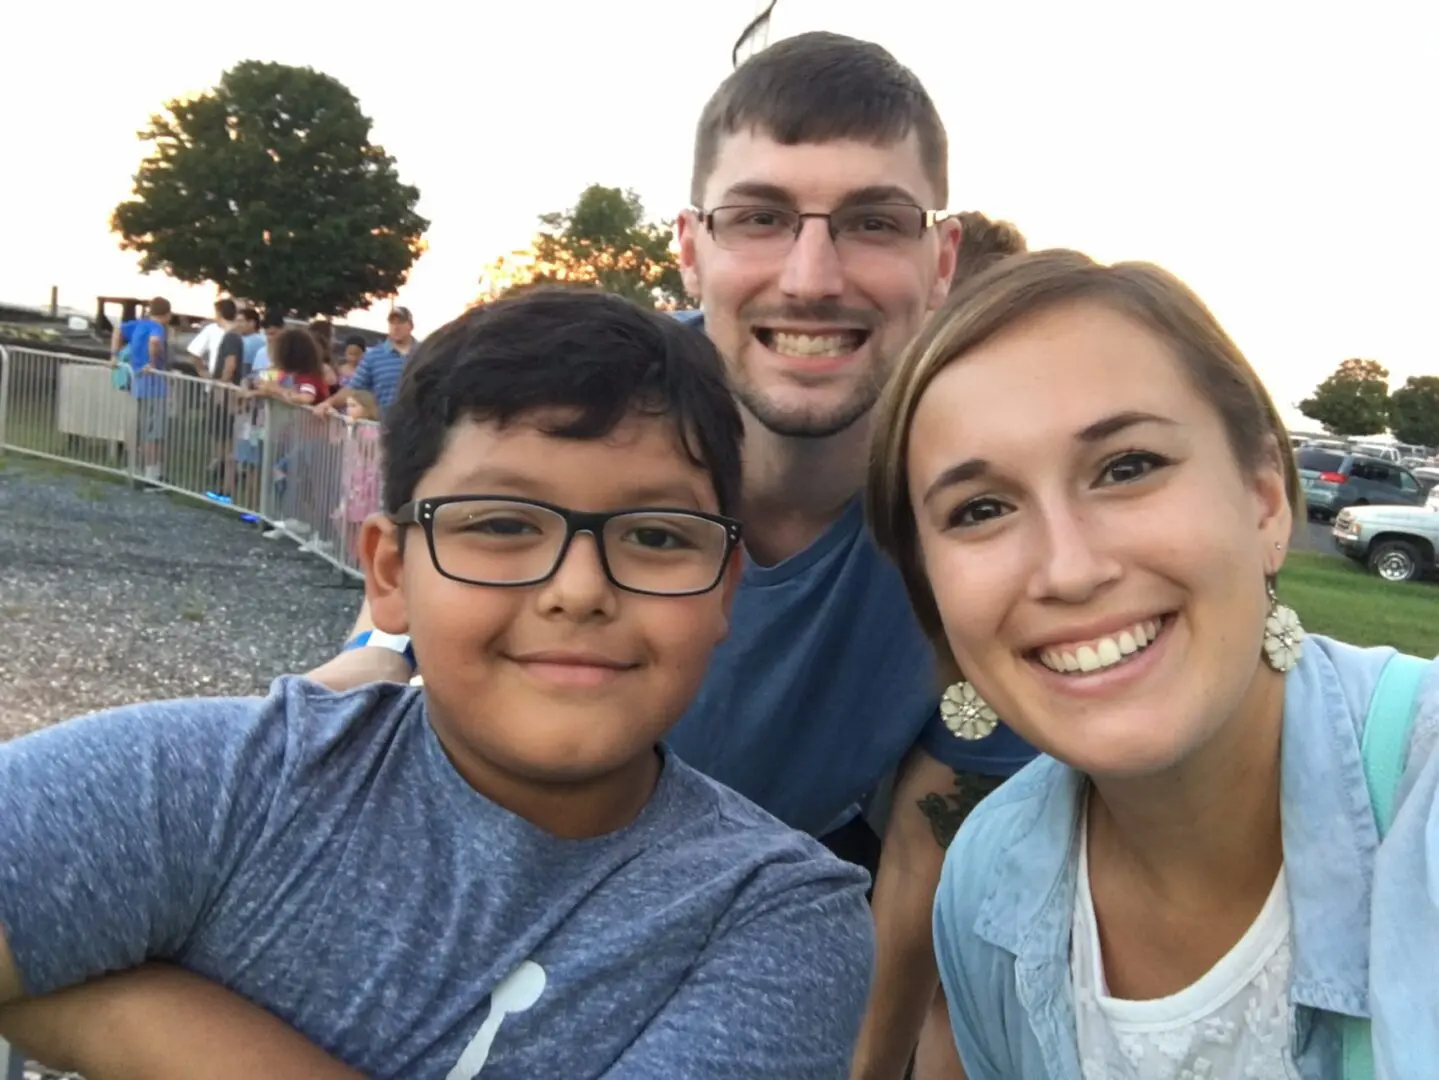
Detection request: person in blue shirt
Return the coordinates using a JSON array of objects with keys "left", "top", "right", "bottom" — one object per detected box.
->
[
  {"left": 109, "top": 296, "right": 171, "bottom": 483},
  {"left": 235, "top": 306, "right": 266, "bottom": 377},
  {"left": 315, "top": 306, "right": 416, "bottom": 418},
  {"left": 867, "top": 248, "right": 1439, "bottom": 1079},
  {"left": 0, "top": 288, "right": 873, "bottom": 1079},
  {"left": 299, "top": 33, "right": 1039, "bottom": 1076}
]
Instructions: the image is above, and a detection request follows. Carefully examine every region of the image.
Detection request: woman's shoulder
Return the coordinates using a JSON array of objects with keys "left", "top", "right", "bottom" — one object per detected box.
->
[
  {"left": 1299, "top": 634, "right": 1438, "bottom": 728},
  {"left": 1297, "top": 635, "right": 1439, "bottom": 793}
]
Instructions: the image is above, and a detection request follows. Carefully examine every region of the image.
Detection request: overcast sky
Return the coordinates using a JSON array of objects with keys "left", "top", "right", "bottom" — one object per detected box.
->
[{"left": 4, "top": 0, "right": 1435, "bottom": 421}]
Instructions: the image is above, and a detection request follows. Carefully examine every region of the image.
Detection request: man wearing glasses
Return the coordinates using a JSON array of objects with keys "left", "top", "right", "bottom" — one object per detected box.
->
[{"left": 308, "top": 32, "right": 1035, "bottom": 1079}]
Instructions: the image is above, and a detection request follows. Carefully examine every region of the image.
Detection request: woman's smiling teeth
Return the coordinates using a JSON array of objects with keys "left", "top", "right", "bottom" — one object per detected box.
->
[
  {"left": 1036, "top": 618, "right": 1167, "bottom": 675},
  {"left": 757, "top": 329, "right": 866, "bottom": 357}
]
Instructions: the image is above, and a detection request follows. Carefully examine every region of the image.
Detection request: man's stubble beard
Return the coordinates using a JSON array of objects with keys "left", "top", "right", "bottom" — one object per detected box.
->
[{"left": 729, "top": 355, "right": 892, "bottom": 440}]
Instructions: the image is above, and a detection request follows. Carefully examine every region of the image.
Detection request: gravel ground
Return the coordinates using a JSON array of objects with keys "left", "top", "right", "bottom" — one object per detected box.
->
[
  {"left": 0, "top": 454, "right": 361, "bottom": 741},
  {"left": 3, "top": 455, "right": 364, "bottom": 1077}
]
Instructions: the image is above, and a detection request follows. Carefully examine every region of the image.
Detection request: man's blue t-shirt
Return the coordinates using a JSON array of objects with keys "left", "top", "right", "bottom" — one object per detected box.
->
[
  {"left": 665, "top": 311, "right": 1036, "bottom": 837},
  {"left": 120, "top": 318, "right": 168, "bottom": 399},
  {"left": 0, "top": 678, "right": 873, "bottom": 1079}
]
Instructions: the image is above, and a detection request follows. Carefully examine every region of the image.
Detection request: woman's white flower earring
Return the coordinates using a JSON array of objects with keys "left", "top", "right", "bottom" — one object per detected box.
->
[
  {"left": 940, "top": 680, "right": 999, "bottom": 740},
  {"left": 1262, "top": 578, "right": 1304, "bottom": 673}
]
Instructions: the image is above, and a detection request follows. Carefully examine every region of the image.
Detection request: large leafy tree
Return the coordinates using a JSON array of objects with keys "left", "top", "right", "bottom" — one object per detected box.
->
[
  {"left": 478, "top": 185, "right": 689, "bottom": 310},
  {"left": 1388, "top": 375, "right": 1439, "bottom": 447},
  {"left": 112, "top": 61, "right": 428, "bottom": 317},
  {"left": 1298, "top": 358, "right": 1391, "bottom": 437}
]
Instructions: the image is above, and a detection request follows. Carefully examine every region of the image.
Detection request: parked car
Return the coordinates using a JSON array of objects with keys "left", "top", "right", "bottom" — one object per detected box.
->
[
  {"left": 1352, "top": 443, "right": 1402, "bottom": 464},
  {"left": 1332, "top": 504, "right": 1439, "bottom": 582},
  {"left": 1296, "top": 449, "right": 1426, "bottom": 520}
]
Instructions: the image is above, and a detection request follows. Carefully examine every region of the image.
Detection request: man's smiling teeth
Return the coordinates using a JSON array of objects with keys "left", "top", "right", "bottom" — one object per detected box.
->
[
  {"left": 1037, "top": 618, "right": 1165, "bottom": 675},
  {"left": 767, "top": 330, "right": 863, "bottom": 357}
]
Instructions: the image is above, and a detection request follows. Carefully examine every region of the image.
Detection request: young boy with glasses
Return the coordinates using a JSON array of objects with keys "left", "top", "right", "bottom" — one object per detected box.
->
[{"left": 0, "top": 288, "right": 873, "bottom": 1079}]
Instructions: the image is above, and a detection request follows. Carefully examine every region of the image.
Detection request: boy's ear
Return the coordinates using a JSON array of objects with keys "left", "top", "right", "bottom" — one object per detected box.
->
[
  {"left": 713, "top": 545, "right": 743, "bottom": 644},
  {"left": 362, "top": 515, "right": 410, "bottom": 635}
]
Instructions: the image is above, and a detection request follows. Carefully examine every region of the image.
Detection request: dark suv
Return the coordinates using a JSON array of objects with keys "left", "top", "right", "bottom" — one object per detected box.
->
[{"left": 1298, "top": 449, "right": 1426, "bottom": 520}]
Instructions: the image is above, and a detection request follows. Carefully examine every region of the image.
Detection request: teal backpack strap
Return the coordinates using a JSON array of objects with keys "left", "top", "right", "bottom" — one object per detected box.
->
[
  {"left": 1359, "top": 653, "right": 1430, "bottom": 834},
  {"left": 1341, "top": 652, "right": 1430, "bottom": 1080}
]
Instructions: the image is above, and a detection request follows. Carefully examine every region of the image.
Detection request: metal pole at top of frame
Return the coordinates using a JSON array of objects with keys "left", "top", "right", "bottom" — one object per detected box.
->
[{"left": 733, "top": 0, "right": 778, "bottom": 67}]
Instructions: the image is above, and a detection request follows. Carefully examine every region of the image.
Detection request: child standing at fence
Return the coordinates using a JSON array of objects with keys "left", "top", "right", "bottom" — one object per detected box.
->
[
  {"left": 339, "top": 334, "right": 366, "bottom": 387},
  {"left": 248, "top": 329, "right": 331, "bottom": 408},
  {"left": 247, "top": 330, "right": 332, "bottom": 542},
  {"left": 335, "top": 406, "right": 382, "bottom": 567}
]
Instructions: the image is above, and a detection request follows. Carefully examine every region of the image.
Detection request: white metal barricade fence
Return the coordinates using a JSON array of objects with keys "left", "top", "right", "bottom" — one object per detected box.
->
[{"left": 0, "top": 344, "right": 382, "bottom": 583}]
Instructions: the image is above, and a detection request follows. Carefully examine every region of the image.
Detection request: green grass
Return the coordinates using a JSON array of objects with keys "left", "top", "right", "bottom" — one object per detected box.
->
[
  {"left": 1281, "top": 552, "right": 1437, "bottom": 657},
  {"left": 3, "top": 391, "right": 221, "bottom": 494}
]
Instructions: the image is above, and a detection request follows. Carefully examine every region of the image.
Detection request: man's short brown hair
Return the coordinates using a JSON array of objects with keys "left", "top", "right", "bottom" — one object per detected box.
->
[
  {"left": 691, "top": 32, "right": 948, "bottom": 207},
  {"left": 950, "top": 212, "right": 1028, "bottom": 293},
  {"left": 148, "top": 297, "right": 172, "bottom": 318}
]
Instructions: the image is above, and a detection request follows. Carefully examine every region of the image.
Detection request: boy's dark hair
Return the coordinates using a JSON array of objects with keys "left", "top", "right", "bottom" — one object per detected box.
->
[
  {"left": 343, "top": 334, "right": 367, "bottom": 352},
  {"left": 950, "top": 212, "right": 1028, "bottom": 293},
  {"left": 263, "top": 308, "right": 287, "bottom": 330},
  {"left": 271, "top": 327, "right": 324, "bottom": 378},
  {"left": 216, "top": 298, "right": 238, "bottom": 321},
  {"left": 691, "top": 32, "right": 947, "bottom": 206},
  {"left": 382, "top": 288, "right": 744, "bottom": 518},
  {"left": 239, "top": 306, "right": 261, "bottom": 327},
  {"left": 148, "top": 296, "right": 172, "bottom": 318}
]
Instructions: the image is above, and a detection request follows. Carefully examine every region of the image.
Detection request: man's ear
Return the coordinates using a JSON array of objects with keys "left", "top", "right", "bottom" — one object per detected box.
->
[
  {"left": 676, "top": 209, "right": 703, "bottom": 301},
  {"left": 362, "top": 515, "right": 410, "bottom": 635},
  {"left": 928, "top": 216, "right": 963, "bottom": 311}
]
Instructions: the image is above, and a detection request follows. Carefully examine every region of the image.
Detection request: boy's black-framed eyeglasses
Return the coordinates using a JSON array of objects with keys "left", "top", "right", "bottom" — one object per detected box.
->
[{"left": 390, "top": 495, "right": 743, "bottom": 597}]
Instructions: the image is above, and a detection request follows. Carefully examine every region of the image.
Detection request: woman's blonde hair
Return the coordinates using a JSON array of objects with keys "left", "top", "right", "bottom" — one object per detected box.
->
[{"left": 866, "top": 249, "right": 1300, "bottom": 683}]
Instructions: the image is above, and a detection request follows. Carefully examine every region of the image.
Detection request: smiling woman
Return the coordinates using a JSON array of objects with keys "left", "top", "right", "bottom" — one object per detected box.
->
[{"left": 865, "top": 250, "right": 1439, "bottom": 1079}]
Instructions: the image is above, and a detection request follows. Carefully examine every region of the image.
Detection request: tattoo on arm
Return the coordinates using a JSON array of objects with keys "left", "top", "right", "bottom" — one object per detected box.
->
[{"left": 916, "top": 770, "right": 1007, "bottom": 847}]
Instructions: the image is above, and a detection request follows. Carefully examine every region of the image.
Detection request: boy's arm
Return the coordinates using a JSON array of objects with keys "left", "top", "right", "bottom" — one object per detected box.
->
[
  {"left": 0, "top": 697, "right": 279, "bottom": 1005},
  {"left": 0, "top": 965, "right": 363, "bottom": 1080},
  {"left": 0, "top": 933, "right": 21, "bottom": 1005},
  {"left": 604, "top": 860, "right": 875, "bottom": 1079}
]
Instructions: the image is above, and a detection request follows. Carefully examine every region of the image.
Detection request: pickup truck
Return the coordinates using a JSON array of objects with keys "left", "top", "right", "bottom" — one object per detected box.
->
[{"left": 1331, "top": 502, "right": 1439, "bottom": 582}]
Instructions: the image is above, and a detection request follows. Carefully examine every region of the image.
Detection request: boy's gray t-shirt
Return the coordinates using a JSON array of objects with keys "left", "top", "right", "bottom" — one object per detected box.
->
[{"left": 0, "top": 678, "right": 874, "bottom": 1078}]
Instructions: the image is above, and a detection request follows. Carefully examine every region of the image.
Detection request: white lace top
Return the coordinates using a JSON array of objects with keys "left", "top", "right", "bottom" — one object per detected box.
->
[{"left": 1071, "top": 816, "right": 1300, "bottom": 1080}]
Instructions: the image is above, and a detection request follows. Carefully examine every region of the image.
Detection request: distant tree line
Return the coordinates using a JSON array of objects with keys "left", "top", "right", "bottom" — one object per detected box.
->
[{"left": 1300, "top": 359, "right": 1439, "bottom": 447}]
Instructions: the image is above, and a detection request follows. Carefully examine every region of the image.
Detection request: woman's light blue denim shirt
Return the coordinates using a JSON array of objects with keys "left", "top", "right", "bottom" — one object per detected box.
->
[{"left": 933, "top": 636, "right": 1439, "bottom": 1079}]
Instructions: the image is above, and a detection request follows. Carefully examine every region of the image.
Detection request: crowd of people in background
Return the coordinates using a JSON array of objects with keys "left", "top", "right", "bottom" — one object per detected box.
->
[{"left": 109, "top": 297, "right": 421, "bottom": 555}]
